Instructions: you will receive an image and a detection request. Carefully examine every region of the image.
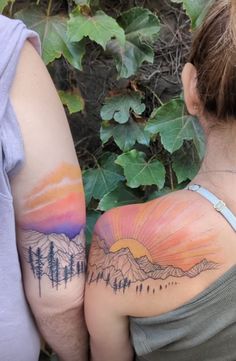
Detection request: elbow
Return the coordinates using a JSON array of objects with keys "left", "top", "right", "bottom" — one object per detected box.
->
[{"left": 25, "top": 277, "right": 85, "bottom": 315}]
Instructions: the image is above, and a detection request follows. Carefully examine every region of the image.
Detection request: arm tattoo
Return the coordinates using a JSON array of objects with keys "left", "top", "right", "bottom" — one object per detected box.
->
[
  {"left": 19, "top": 163, "right": 86, "bottom": 297},
  {"left": 87, "top": 196, "right": 221, "bottom": 295}
]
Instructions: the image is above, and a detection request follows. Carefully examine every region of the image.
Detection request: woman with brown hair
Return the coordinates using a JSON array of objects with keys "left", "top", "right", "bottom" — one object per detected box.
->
[{"left": 85, "top": 1, "right": 236, "bottom": 360}]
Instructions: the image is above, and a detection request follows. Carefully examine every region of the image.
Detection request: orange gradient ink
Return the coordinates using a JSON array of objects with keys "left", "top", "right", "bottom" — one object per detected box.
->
[
  {"left": 20, "top": 163, "right": 85, "bottom": 238},
  {"left": 94, "top": 193, "right": 221, "bottom": 270}
]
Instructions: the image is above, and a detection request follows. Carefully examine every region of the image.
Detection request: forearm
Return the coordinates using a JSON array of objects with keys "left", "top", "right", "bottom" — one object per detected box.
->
[{"left": 32, "top": 300, "right": 88, "bottom": 361}]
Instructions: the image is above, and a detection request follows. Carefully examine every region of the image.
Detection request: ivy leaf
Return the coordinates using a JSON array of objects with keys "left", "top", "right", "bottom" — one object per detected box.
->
[
  {"left": 145, "top": 98, "right": 205, "bottom": 157},
  {"left": 59, "top": 90, "right": 84, "bottom": 114},
  {"left": 15, "top": 7, "right": 85, "bottom": 69},
  {"left": 172, "top": 145, "right": 200, "bottom": 183},
  {"left": 101, "top": 92, "right": 145, "bottom": 124},
  {"left": 148, "top": 187, "right": 172, "bottom": 200},
  {"left": 101, "top": 119, "right": 151, "bottom": 152},
  {"left": 171, "top": 0, "right": 212, "bottom": 29},
  {"left": 108, "top": 7, "right": 160, "bottom": 78},
  {"left": 85, "top": 210, "right": 101, "bottom": 246},
  {"left": 98, "top": 183, "right": 140, "bottom": 211},
  {"left": 67, "top": 9, "right": 125, "bottom": 50},
  {"left": 183, "top": 0, "right": 212, "bottom": 29},
  {"left": 148, "top": 182, "right": 187, "bottom": 200},
  {"left": 83, "top": 153, "right": 124, "bottom": 204},
  {"left": 0, "top": 0, "right": 9, "bottom": 13},
  {"left": 116, "top": 150, "right": 165, "bottom": 189}
]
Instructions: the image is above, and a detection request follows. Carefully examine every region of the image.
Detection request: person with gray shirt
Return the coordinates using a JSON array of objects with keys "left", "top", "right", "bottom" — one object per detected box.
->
[{"left": 85, "top": 1, "right": 236, "bottom": 360}]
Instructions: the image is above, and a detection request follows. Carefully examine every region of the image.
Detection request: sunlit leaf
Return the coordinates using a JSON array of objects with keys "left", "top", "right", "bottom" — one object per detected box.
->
[
  {"left": 83, "top": 153, "right": 124, "bottom": 204},
  {"left": 101, "top": 92, "right": 145, "bottom": 124},
  {"left": 101, "top": 119, "right": 151, "bottom": 152},
  {"left": 171, "top": 0, "right": 212, "bottom": 29},
  {"left": 0, "top": 0, "right": 9, "bottom": 13},
  {"left": 67, "top": 8, "right": 125, "bottom": 50},
  {"left": 59, "top": 90, "right": 84, "bottom": 114},
  {"left": 98, "top": 182, "right": 140, "bottom": 211},
  {"left": 116, "top": 150, "right": 165, "bottom": 189},
  {"left": 145, "top": 98, "right": 205, "bottom": 157},
  {"left": 15, "top": 6, "right": 85, "bottom": 69},
  {"left": 108, "top": 7, "right": 160, "bottom": 78},
  {"left": 183, "top": 0, "right": 212, "bottom": 28}
]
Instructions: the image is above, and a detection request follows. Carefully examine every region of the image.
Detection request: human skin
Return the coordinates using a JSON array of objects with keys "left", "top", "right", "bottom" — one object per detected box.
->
[
  {"left": 10, "top": 41, "right": 88, "bottom": 361},
  {"left": 85, "top": 62, "right": 236, "bottom": 361}
]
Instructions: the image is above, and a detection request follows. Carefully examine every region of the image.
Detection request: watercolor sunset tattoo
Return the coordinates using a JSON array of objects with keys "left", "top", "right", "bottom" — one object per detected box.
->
[
  {"left": 88, "top": 195, "right": 221, "bottom": 294},
  {"left": 19, "top": 163, "right": 86, "bottom": 296}
]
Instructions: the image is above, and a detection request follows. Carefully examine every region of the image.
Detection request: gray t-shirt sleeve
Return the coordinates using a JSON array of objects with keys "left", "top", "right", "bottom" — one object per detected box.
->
[{"left": 0, "top": 14, "right": 40, "bottom": 180}]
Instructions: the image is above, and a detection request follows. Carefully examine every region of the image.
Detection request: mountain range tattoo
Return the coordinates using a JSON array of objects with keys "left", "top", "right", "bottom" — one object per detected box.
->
[
  {"left": 19, "top": 163, "right": 86, "bottom": 296},
  {"left": 87, "top": 195, "right": 222, "bottom": 294},
  {"left": 87, "top": 235, "right": 219, "bottom": 294},
  {"left": 23, "top": 230, "right": 86, "bottom": 297}
]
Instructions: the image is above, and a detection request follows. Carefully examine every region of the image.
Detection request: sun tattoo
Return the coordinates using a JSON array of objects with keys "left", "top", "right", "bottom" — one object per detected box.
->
[
  {"left": 87, "top": 195, "right": 221, "bottom": 294},
  {"left": 19, "top": 163, "right": 86, "bottom": 297}
]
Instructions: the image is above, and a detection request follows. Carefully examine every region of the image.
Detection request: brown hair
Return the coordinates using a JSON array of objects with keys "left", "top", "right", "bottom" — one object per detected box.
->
[{"left": 189, "top": 0, "right": 236, "bottom": 121}]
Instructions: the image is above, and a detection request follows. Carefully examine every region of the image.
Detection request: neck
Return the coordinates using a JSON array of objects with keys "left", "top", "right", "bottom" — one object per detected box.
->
[{"left": 193, "top": 123, "right": 236, "bottom": 198}]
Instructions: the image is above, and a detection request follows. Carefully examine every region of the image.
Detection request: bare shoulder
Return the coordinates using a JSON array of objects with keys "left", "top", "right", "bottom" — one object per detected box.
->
[
  {"left": 11, "top": 40, "right": 51, "bottom": 97},
  {"left": 86, "top": 190, "right": 229, "bottom": 316}
]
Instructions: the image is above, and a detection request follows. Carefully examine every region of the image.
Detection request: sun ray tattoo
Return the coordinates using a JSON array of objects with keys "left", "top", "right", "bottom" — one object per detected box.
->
[
  {"left": 19, "top": 163, "right": 86, "bottom": 297},
  {"left": 87, "top": 195, "right": 222, "bottom": 294}
]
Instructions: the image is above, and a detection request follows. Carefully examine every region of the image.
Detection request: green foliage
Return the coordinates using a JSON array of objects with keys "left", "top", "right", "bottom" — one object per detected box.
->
[
  {"left": 100, "top": 92, "right": 145, "bottom": 124},
  {"left": 16, "top": 7, "right": 85, "bottom": 69},
  {"left": 67, "top": 8, "right": 125, "bottom": 50},
  {"left": 83, "top": 153, "right": 124, "bottom": 204},
  {"left": 116, "top": 150, "right": 166, "bottom": 189},
  {"left": 172, "top": 146, "right": 199, "bottom": 183},
  {"left": 171, "top": 0, "right": 212, "bottom": 29},
  {"left": 109, "top": 7, "right": 160, "bottom": 78},
  {"left": 0, "top": 0, "right": 9, "bottom": 13},
  {"left": 98, "top": 183, "right": 140, "bottom": 211},
  {"left": 101, "top": 119, "right": 150, "bottom": 152},
  {"left": 146, "top": 98, "right": 205, "bottom": 157},
  {"left": 85, "top": 210, "right": 101, "bottom": 245},
  {"left": 58, "top": 90, "right": 84, "bottom": 114},
  {"left": 74, "top": 0, "right": 90, "bottom": 4}
]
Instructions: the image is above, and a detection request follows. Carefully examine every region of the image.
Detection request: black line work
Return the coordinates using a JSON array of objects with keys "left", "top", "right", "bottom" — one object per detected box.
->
[
  {"left": 23, "top": 229, "right": 86, "bottom": 296},
  {"left": 87, "top": 236, "right": 219, "bottom": 294}
]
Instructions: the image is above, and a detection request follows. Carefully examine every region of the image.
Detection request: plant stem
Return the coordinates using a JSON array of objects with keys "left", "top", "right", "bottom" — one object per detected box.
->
[
  {"left": 169, "top": 164, "right": 174, "bottom": 191},
  {"left": 9, "top": 0, "right": 15, "bottom": 17},
  {"left": 47, "top": 0, "right": 53, "bottom": 16}
]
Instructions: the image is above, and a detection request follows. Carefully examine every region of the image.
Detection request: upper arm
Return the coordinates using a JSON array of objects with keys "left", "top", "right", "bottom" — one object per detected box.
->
[
  {"left": 10, "top": 41, "right": 86, "bottom": 305},
  {"left": 85, "top": 240, "right": 134, "bottom": 361}
]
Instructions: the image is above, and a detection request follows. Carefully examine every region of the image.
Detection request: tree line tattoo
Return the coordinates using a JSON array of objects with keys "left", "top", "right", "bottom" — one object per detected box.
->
[
  {"left": 19, "top": 164, "right": 86, "bottom": 297},
  {"left": 87, "top": 196, "right": 222, "bottom": 294},
  {"left": 23, "top": 230, "right": 86, "bottom": 297}
]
